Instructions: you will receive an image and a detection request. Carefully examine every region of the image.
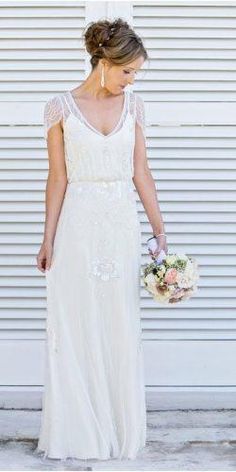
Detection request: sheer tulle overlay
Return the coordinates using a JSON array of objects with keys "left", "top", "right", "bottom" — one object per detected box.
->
[{"left": 36, "top": 89, "right": 147, "bottom": 460}]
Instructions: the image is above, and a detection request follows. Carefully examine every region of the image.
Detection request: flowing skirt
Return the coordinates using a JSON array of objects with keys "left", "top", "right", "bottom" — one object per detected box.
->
[{"left": 36, "top": 179, "right": 147, "bottom": 460}]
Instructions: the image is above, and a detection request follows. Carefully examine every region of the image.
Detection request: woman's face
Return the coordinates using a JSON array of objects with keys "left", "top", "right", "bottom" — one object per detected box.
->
[{"left": 102, "top": 55, "right": 145, "bottom": 94}]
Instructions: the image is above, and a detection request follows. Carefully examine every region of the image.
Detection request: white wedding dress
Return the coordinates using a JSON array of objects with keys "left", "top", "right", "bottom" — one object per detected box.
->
[{"left": 36, "top": 89, "right": 147, "bottom": 460}]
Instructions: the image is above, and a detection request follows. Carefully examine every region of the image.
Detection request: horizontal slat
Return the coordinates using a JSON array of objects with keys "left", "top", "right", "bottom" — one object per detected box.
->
[
  {"left": 0, "top": 201, "right": 235, "bottom": 212},
  {"left": 141, "top": 300, "right": 236, "bottom": 311},
  {"left": 0, "top": 182, "right": 235, "bottom": 196},
  {"left": 0, "top": 189, "right": 235, "bottom": 201},
  {"left": 3, "top": 57, "right": 236, "bottom": 71},
  {"left": 0, "top": 60, "right": 84, "bottom": 71},
  {"left": 1, "top": 306, "right": 236, "bottom": 319},
  {"left": 0, "top": 319, "right": 44, "bottom": 329},
  {"left": 1, "top": 221, "right": 236, "bottom": 234},
  {"left": 0, "top": 6, "right": 85, "bottom": 18},
  {"left": 0, "top": 284, "right": 236, "bottom": 298},
  {"left": 1, "top": 244, "right": 235, "bottom": 256},
  {"left": 0, "top": 298, "right": 235, "bottom": 310},
  {"left": 0, "top": 18, "right": 85, "bottom": 28},
  {"left": 0, "top": 254, "right": 234, "bottom": 266},
  {"left": 140, "top": 295, "right": 236, "bottom": 307},
  {"left": 144, "top": 59, "right": 236, "bottom": 71},
  {"left": 138, "top": 38, "right": 236, "bottom": 49},
  {"left": 147, "top": 49, "right": 236, "bottom": 59},
  {"left": 142, "top": 331, "right": 236, "bottom": 340},
  {"left": 136, "top": 81, "right": 236, "bottom": 91},
  {"left": 3, "top": 125, "right": 236, "bottom": 138},
  {"left": 0, "top": 210, "right": 233, "bottom": 223},
  {"left": 142, "top": 319, "right": 236, "bottom": 329},
  {"left": 0, "top": 39, "right": 84, "bottom": 49},
  {"left": 0, "top": 28, "right": 85, "bottom": 40},
  {"left": 0, "top": 169, "right": 235, "bottom": 180},
  {"left": 0, "top": 71, "right": 84, "bottom": 81},
  {"left": 0, "top": 276, "right": 234, "bottom": 289},
  {"left": 0, "top": 231, "right": 236, "bottom": 243},
  {"left": 0, "top": 51, "right": 86, "bottom": 60},
  {"left": 1, "top": 322, "right": 236, "bottom": 342},
  {"left": 135, "top": 17, "right": 236, "bottom": 27},
  {"left": 0, "top": 264, "right": 234, "bottom": 277},
  {"left": 141, "top": 307, "right": 236, "bottom": 318},
  {"left": 133, "top": 5, "right": 236, "bottom": 18},
  {"left": 3, "top": 318, "right": 236, "bottom": 330},
  {"left": 1, "top": 81, "right": 236, "bottom": 93},
  {"left": 2, "top": 102, "right": 236, "bottom": 125},
  {"left": 136, "top": 91, "right": 236, "bottom": 101},
  {"left": 137, "top": 28, "right": 236, "bottom": 39}
]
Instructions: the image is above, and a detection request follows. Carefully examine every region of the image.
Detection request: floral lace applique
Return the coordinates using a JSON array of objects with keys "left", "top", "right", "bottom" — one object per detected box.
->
[
  {"left": 88, "top": 233, "right": 121, "bottom": 299},
  {"left": 89, "top": 256, "right": 120, "bottom": 282}
]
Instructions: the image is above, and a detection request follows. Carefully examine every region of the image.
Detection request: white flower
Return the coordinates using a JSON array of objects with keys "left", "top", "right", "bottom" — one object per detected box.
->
[
  {"left": 165, "top": 255, "right": 177, "bottom": 265},
  {"left": 175, "top": 257, "right": 199, "bottom": 289},
  {"left": 157, "top": 264, "right": 166, "bottom": 273},
  {"left": 145, "top": 273, "right": 157, "bottom": 285},
  {"left": 177, "top": 271, "right": 198, "bottom": 289},
  {"left": 177, "top": 253, "right": 188, "bottom": 261},
  {"left": 177, "top": 272, "right": 192, "bottom": 289},
  {"left": 154, "top": 289, "right": 172, "bottom": 303},
  {"left": 185, "top": 260, "right": 199, "bottom": 284},
  {"left": 144, "top": 273, "right": 158, "bottom": 295}
]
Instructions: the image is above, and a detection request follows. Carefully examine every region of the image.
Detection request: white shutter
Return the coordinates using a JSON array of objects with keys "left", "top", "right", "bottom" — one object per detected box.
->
[
  {"left": 133, "top": 1, "right": 236, "bottom": 407},
  {"left": 1, "top": 0, "right": 236, "bottom": 409},
  {"left": 0, "top": 1, "right": 86, "bottom": 391}
]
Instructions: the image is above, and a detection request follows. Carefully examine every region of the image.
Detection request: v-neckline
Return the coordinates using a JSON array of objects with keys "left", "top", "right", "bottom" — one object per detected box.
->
[{"left": 68, "top": 89, "right": 127, "bottom": 139}]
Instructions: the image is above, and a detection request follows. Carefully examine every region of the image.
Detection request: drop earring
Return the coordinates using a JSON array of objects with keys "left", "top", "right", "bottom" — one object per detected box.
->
[{"left": 101, "top": 64, "right": 105, "bottom": 88}]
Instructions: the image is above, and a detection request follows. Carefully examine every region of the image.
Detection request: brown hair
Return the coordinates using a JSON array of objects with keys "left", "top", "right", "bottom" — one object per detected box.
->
[{"left": 83, "top": 17, "right": 148, "bottom": 69}]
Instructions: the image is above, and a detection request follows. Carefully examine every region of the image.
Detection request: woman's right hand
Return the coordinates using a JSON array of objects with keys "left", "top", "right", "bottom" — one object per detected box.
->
[{"left": 36, "top": 240, "right": 53, "bottom": 273}]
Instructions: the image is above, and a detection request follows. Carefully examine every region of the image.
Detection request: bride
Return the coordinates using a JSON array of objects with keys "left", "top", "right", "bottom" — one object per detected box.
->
[{"left": 36, "top": 17, "right": 167, "bottom": 461}]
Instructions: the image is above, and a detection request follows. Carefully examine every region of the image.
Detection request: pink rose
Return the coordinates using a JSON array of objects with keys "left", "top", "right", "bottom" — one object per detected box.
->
[{"left": 164, "top": 268, "right": 177, "bottom": 284}]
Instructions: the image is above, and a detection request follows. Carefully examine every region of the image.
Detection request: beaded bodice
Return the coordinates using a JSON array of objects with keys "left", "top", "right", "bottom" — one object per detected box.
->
[{"left": 43, "top": 89, "right": 146, "bottom": 183}]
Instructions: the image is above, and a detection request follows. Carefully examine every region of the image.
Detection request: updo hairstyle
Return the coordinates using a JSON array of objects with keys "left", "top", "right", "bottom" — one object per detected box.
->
[{"left": 83, "top": 17, "right": 148, "bottom": 69}]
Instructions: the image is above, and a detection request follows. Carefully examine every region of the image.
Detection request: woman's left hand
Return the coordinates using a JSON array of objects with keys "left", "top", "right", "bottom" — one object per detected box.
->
[{"left": 149, "top": 235, "right": 168, "bottom": 260}]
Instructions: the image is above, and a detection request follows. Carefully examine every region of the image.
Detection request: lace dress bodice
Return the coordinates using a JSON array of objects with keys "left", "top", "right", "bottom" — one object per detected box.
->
[{"left": 43, "top": 90, "right": 146, "bottom": 183}]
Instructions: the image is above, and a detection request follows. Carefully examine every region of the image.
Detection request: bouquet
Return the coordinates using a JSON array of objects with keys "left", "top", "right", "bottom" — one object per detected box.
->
[{"left": 142, "top": 247, "right": 199, "bottom": 305}]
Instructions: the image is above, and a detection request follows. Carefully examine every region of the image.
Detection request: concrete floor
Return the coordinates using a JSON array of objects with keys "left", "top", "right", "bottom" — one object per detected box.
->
[{"left": 0, "top": 410, "right": 236, "bottom": 470}]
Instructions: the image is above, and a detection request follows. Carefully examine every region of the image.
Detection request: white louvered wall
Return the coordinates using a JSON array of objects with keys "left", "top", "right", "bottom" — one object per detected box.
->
[
  {"left": 0, "top": 0, "right": 236, "bottom": 409},
  {"left": 133, "top": 0, "right": 236, "bottom": 407},
  {"left": 0, "top": 1, "right": 87, "bottom": 400}
]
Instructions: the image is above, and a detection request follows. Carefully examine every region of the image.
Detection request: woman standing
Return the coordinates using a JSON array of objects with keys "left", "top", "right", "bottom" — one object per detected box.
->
[{"left": 36, "top": 18, "right": 167, "bottom": 461}]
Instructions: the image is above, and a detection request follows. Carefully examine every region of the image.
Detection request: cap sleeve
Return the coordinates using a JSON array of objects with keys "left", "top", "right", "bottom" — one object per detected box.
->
[
  {"left": 135, "top": 94, "right": 146, "bottom": 145},
  {"left": 44, "top": 95, "right": 63, "bottom": 140}
]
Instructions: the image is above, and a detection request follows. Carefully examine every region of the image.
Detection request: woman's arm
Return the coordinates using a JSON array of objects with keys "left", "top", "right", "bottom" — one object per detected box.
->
[
  {"left": 43, "top": 123, "right": 67, "bottom": 244},
  {"left": 37, "top": 121, "right": 67, "bottom": 272},
  {"left": 132, "top": 121, "right": 167, "bottom": 254}
]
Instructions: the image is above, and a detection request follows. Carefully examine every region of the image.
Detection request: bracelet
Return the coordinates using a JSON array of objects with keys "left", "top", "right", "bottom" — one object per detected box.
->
[{"left": 154, "top": 233, "right": 166, "bottom": 238}]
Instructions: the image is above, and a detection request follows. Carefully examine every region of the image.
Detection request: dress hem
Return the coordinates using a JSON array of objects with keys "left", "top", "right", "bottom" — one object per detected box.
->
[{"left": 36, "top": 442, "right": 146, "bottom": 461}]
